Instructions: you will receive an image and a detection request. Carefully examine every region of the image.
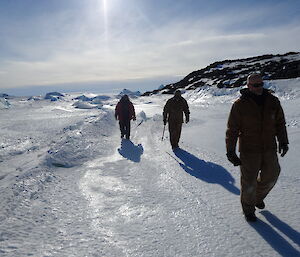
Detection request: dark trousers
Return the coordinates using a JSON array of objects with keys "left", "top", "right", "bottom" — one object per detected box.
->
[
  {"left": 119, "top": 119, "right": 131, "bottom": 139},
  {"left": 168, "top": 122, "right": 182, "bottom": 148},
  {"left": 240, "top": 151, "right": 281, "bottom": 215}
]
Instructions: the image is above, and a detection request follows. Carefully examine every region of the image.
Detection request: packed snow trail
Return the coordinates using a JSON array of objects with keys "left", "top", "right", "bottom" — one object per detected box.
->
[{"left": 79, "top": 111, "right": 300, "bottom": 257}]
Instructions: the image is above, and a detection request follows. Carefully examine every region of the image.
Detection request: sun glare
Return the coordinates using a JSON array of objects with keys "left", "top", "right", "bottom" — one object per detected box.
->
[{"left": 103, "top": 0, "right": 108, "bottom": 41}]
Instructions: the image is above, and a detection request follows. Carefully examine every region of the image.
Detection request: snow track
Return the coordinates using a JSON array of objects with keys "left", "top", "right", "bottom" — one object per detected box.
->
[{"left": 79, "top": 115, "right": 294, "bottom": 257}]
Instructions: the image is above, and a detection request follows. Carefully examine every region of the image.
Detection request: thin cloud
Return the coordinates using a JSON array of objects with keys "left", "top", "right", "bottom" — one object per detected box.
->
[{"left": 0, "top": 2, "right": 299, "bottom": 89}]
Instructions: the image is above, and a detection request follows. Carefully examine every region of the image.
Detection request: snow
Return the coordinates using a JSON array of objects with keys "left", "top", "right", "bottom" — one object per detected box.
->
[
  {"left": 118, "top": 89, "right": 141, "bottom": 98},
  {"left": 44, "top": 92, "right": 65, "bottom": 101},
  {"left": 28, "top": 95, "right": 43, "bottom": 101},
  {"left": 72, "top": 101, "right": 102, "bottom": 109},
  {"left": 0, "top": 81, "right": 300, "bottom": 256},
  {"left": 0, "top": 98, "right": 11, "bottom": 109},
  {"left": 74, "top": 94, "right": 111, "bottom": 103},
  {"left": 71, "top": 94, "right": 112, "bottom": 109},
  {"left": 74, "top": 95, "right": 93, "bottom": 102}
]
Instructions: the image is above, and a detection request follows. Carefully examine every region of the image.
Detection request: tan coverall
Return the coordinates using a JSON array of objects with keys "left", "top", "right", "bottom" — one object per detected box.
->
[
  {"left": 163, "top": 96, "right": 190, "bottom": 149},
  {"left": 226, "top": 88, "right": 288, "bottom": 215}
]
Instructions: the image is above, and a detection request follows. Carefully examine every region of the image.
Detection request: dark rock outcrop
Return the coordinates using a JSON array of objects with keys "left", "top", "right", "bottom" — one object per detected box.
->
[{"left": 142, "top": 52, "right": 300, "bottom": 96}]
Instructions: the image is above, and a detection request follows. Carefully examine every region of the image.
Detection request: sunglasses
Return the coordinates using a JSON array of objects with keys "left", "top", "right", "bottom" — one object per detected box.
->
[{"left": 250, "top": 82, "right": 264, "bottom": 88}]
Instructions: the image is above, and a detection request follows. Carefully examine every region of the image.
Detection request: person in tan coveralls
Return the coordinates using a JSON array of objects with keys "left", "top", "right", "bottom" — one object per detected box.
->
[
  {"left": 226, "top": 73, "right": 289, "bottom": 222},
  {"left": 163, "top": 90, "right": 190, "bottom": 149}
]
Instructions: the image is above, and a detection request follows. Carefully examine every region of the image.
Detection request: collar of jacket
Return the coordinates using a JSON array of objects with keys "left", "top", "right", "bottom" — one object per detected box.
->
[
  {"left": 239, "top": 88, "right": 273, "bottom": 99},
  {"left": 120, "top": 98, "right": 130, "bottom": 103},
  {"left": 172, "top": 96, "right": 183, "bottom": 101}
]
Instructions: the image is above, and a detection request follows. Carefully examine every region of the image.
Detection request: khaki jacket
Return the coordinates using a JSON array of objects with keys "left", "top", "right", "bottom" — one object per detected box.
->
[
  {"left": 226, "top": 89, "right": 288, "bottom": 153},
  {"left": 163, "top": 96, "right": 190, "bottom": 124}
]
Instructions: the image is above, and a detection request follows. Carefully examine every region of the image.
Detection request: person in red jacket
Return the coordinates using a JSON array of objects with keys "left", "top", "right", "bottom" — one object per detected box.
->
[{"left": 115, "top": 95, "right": 136, "bottom": 139}]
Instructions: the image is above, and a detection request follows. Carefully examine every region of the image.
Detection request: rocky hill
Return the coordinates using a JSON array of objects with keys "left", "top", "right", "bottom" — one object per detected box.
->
[{"left": 142, "top": 52, "right": 300, "bottom": 96}]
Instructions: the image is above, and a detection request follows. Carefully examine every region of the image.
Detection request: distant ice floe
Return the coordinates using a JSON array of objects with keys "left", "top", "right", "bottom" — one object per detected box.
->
[
  {"left": 72, "top": 101, "right": 102, "bottom": 109},
  {"left": 0, "top": 93, "right": 15, "bottom": 109},
  {"left": 72, "top": 94, "right": 109, "bottom": 109},
  {"left": 28, "top": 96, "right": 43, "bottom": 101},
  {"left": 73, "top": 94, "right": 110, "bottom": 104},
  {"left": 45, "top": 92, "right": 65, "bottom": 101},
  {"left": 91, "top": 95, "right": 111, "bottom": 101},
  {"left": 118, "top": 89, "right": 141, "bottom": 98},
  {"left": 74, "top": 95, "right": 92, "bottom": 102},
  {"left": 0, "top": 97, "right": 11, "bottom": 109}
]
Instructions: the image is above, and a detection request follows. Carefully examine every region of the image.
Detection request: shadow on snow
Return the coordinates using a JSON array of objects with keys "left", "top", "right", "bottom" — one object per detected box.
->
[
  {"left": 250, "top": 211, "right": 300, "bottom": 256},
  {"left": 118, "top": 139, "right": 144, "bottom": 163},
  {"left": 173, "top": 148, "right": 240, "bottom": 195}
]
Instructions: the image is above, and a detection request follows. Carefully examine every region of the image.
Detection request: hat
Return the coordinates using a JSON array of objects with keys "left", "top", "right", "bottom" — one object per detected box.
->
[
  {"left": 121, "top": 94, "right": 129, "bottom": 102},
  {"left": 174, "top": 90, "right": 181, "bottom": 97},
  {"left": 247, "top": 73, "right": 262, "bottom": 85}
]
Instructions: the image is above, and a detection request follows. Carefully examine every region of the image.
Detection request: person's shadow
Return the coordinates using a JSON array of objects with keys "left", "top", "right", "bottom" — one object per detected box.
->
[
  {"left": 118, "top": 139, "right": 144, "bottom": 162},
  {"left": 173, "top": 148, "right": 240, "bottom": 195},
  {"left": 249, "top": 211, "right": 300, "bottom": 256}
]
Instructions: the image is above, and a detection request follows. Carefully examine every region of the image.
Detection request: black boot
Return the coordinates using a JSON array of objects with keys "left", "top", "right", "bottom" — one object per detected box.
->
[
  {"left": 255, "top": 201, "right": 265, "bottom": 209},
  {"left": 245, "top": 213, "right": 257, "bottom": 222}
]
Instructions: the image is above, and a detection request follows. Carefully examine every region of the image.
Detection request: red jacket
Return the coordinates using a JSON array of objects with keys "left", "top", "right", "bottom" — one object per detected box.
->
[{"left": 115, "top": 100, "right": 136, "bottom": 121}]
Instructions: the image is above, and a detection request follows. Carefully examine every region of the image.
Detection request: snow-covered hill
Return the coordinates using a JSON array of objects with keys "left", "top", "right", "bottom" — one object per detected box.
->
[
  {"left": 143, "top": 52, "right": 300, "bottom": 95},
  {"left": 0, "top": 80, "right": 300, "bottom": 256}
]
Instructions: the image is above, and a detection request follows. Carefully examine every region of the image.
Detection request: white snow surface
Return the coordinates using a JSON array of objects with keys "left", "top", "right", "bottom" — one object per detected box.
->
[
  {"left": 0, "top": 80, "right": 300, "bottom": 257},
  {"left": 0, "top": 98, "right": 11, "bottom": 109}
]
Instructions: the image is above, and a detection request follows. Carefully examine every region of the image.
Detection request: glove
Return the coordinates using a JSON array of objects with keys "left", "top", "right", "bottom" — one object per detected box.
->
[
  {"left": 115, "top": 115, "right": 118, "bottom": 120},
  {"left": 226, "top": 151, "right": 242, "bottom": 166},
  {"left": 163, "top": 119, "right": 167, "bottom": 125},
  {"left": 278, "top": 143, "right": 288, "bottom": 157},
  {"left": 186, "top": 116, "right": 189, "bottom": 124},
  {"left": 133, "top": 117, "right": 136, "bottom": 121}
]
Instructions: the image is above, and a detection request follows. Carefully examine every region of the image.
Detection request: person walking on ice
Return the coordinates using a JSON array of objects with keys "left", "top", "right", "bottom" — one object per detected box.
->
[
  {"left": 163, "top": 90, "right": 190, "bottom": 150},
  {"left": 226, "top": 73, "right": 289, "bottom": 222},
  {"left": 115, "top": 95, "right": 136, "bottom": 139}
]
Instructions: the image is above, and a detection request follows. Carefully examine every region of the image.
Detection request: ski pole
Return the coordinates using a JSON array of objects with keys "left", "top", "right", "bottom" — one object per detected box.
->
[
  {"left": 161, "top": 124, "right": 166, "bottom": 141},
  {"left": 134, "top": 120, "right": 144, "bottom": 129}
]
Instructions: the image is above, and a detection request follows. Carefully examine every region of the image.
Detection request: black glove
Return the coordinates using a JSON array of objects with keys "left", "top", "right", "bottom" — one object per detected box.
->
[
  {"left": 278, "top": 143, "right": 288, "bottom": 157},
  {"left": 163, "top": 119, "right": 167, "bottom": 125},
  {"left": 226, "top": 151, "right": 242, "bottom": 166},
  {"left": 186, "top": 116, "right": 189, "bottom": 124}
]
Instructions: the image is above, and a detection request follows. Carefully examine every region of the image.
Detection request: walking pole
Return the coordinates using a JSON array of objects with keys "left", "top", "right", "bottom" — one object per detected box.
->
[
  {"left": 161, "top": 124, "right": 166, "bottom": 141},
  {"left": 134, "top": 120, "right": 144, "bottom": 129}
]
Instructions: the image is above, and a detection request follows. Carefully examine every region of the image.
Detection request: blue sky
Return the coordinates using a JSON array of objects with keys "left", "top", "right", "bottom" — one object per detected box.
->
[{"left": 0, "top": 0, "right": 299, "bottom": 95}]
